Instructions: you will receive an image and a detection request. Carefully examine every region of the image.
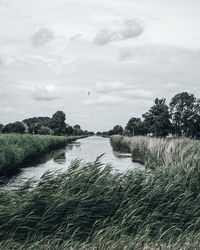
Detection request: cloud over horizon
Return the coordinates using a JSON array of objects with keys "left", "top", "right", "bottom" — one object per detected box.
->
[
  {"left": 94, "top": 19, "right": 144, "bottom": 45},
  {"left": 0, "top": 0, "right": 200, "bottom": 131}
]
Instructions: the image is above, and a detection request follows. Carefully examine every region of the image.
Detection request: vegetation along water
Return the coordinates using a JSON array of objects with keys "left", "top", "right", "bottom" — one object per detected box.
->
[{"left": 0, "top": 134, "right": 85, "bottom": 178}]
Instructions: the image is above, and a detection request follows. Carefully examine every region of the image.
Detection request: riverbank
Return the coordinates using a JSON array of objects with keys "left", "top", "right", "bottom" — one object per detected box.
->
[
  {"left": 110, "top": 135, "right": 200, "bottom": 169},
  {"left": 0, "top": 134, "right": 85, "bottom": 177},
  {"left": 0, "top": 158, "right": 200, "bottom": 249}
]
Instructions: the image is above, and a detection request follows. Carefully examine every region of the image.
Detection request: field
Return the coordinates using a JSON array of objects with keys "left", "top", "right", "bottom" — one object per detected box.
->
[{"left": 0, "top": 134, "right": 84, "bottom": 177}]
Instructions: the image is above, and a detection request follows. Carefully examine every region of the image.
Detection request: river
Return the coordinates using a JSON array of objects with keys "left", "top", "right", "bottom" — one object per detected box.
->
[{"left": 5, "top": 136, "right": 142, "bottom": 189}]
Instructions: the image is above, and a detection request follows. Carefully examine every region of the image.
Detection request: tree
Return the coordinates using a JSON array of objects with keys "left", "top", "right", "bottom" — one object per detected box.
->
[
  {"left": 125, "top": 117, "right": 148, "bottom": 136},
  {"left": 49, "top": 111, "right": 66, "bottom": 135},
  {"left": 2, "top": 122, "right": 25, "bottom": 134},
  {"left": 23, "top": 117, "right": 51, "bottom": 134},
  {"left": 37, "top": 127, "right": 51, "bottom": 135},
  {"left": 169, "top": 92, "right": 200, "bottom": 138},
  {"left": 143, "top": 98, "right": 171, "bottom": 137},
  {"left": 74, "top": 124, "right": 81, "bottom": 130},
  {"left": 109, "top": 125, "right": 124, "bottom": 135},
  {"left": 0, "top": 124, "right": 4, "bottom": 133},
  {"left": 73, "top": 125, "right": 83, "bottom": 136},
  {"left": 65, "top": 125, "right": 74, "bottom": 136}
]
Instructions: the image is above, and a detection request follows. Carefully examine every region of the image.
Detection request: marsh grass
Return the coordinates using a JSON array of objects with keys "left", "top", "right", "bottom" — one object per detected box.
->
[
  {"left": 110, "top": 135, "right": 200, "bottom": 168},
  {"left": 0, "top": 134, "right": 84, "bottom": 177},
  {"left": 0, "top": 156, "right": 200, "bottom": 249}
]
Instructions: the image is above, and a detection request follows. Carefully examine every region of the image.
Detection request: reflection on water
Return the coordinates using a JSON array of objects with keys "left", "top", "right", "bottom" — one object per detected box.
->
[
  {"left": 4, "top": 136, "right": 143, "bottom": 189},
  {"left": 53, "top": 152, "right": 66, "bottom": 164}
]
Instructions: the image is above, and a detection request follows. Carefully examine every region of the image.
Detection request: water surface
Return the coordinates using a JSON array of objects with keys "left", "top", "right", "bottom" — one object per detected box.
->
[{"left": 5, "top": 136, "right": 142, "bottom": 188}]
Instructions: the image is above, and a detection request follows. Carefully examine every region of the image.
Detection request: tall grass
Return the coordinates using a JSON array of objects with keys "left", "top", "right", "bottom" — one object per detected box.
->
[
  {"left": 0, "top": 134, "right": 84, "bottom": 177},
  {"left": 0, "top": 158, "right": 200, "bottom": 249},
  {"left": 110, "top": 135, "right": 200, "bottom": 168}
]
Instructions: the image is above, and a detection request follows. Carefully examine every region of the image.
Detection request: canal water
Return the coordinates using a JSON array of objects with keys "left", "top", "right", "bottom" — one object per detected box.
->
[{"left": 5, "top": 136, "right": 142, "bottom": 189}]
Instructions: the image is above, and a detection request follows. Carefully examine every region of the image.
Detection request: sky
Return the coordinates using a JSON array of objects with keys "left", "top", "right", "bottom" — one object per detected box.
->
[{"left": 0, "top": 0, "right": 200, "bottom": 132}]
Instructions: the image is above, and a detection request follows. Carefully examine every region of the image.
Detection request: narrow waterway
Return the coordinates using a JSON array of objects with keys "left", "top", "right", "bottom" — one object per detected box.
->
[{"left": 5, "top": 136, "right": 142, "bottom": 189}]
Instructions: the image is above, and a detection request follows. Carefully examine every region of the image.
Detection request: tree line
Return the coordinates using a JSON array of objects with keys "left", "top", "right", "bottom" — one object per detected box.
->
[
  {"left": 98, "top": 92, "right": 200, "bottom": 139},
  {"left": 0, "top": 111, "right": 94, "bottom": 136}
]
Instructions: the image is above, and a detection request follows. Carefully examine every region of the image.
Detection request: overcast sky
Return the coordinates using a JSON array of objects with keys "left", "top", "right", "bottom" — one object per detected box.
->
[{"left": 0, "top": 0, "right": 200, "bottom": 131}]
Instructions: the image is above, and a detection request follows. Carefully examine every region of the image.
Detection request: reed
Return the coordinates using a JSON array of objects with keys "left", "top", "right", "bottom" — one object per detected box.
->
[
  {"left": 110, "top": 135, "right": 200, "bottom": 168},
  {"left": 0, "top": 134, "right": 84, "bottom": 177},
  {"left": 0, "top": 157, "right": 199, "bottom": 249}
]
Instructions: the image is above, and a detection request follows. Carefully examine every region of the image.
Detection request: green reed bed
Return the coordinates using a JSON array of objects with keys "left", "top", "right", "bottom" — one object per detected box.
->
[
  {"left": 0, "top": 134, "right": 84, "bottom": 177},
  {"left": 0, "top": 157, "right": 200, "bottom": 249},
  {"left": 110, "top": 135, "right": 200, "bottom": 169}
]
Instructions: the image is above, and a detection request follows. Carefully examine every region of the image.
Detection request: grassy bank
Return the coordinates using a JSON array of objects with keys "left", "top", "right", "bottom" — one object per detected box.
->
[
  {"left": 0, "top": 134, "right": 85, "bottom": 177},
  {"left": 0, "top": 158, "right": 200, "bottom": 249},
  {"left": 110, "top": 135, "right": 200, "bottom": 169}
]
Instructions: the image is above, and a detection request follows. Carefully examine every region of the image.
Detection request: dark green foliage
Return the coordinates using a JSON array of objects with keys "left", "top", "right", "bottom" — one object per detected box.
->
[
  {"left": 37, "top": 127, "right": 51, "bottom": 135},
  {"left": 2, "top": 122, "right": 25, "bottom": 134},
  {"left": 143, "top": 98, "right": 171, "bottom": 137},
  {"left": 0, "top": 123, "right": 4, "bottom": 133},
  {"left": 105, "top": 125, "right": 124, "bottom": 136},
  {"left": 65, "top": 125, "right": 74, "bottom": 135},
  {"left": 125, "top": 117, "right": 148, "bottom": 136},
  {"left": 74, "top": 124, "right": 81, "bottom": 129},
  {"left": 112, "top": 125, "right": 123, "bottom": 135},
  {"left": 23, "top": 117, "right": 51, "bottom": 135},
  {"left": 23, "top": 117, "right": 51, "bottom": 128},
  {"left": 49, "top": 111, "right": 66, "bottom": 136},
  {"left": 170, "top": 92, "right": 200, "bottom": 138},
  {"left": 73, "top": 124, "right": 83, "bottom": 136}
]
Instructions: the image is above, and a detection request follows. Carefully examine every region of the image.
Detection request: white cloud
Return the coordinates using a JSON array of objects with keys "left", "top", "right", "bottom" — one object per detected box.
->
[
  {"left": 164, "top": 82, "right": 182, "bottom": 90},
  {"left": 94, "top": 19, "right": 144, "bottom": 45},
  {"left": 32, "top": 85, "right": 63, "bottom": 101},
  {"left": 94, "top": 29, "right": 116, "bottom": 45},
  {"left": 85, "top": 95, "right": 124, "bottom": 106},
  {"left": 119, "top": 47, "right": 133, "bottom": 60},
  {"left": 124, "top": 89, "right": 153, "bottom": 100},
  {"left": 96, "top": 81, "right": 125, "bottom": 93},
  {"left": 119, "top": 19, "right": 144, "bottom": 39},
  {"left": 30, "top": 28, "right": 54, "bottom": 48},
  {"left": 0, "top": 0, "right": 200, "bottom": 131}
]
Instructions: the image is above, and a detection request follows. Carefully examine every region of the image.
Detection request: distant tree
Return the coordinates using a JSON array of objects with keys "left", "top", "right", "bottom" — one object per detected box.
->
[
  {"left": 23, "top": 117, "right": 51, "bottom": 134},
  {"left": 0, "top": 124, "right": 4, "bottom": 133},
  {"left": 73, "top": 125, "right": 83, "bottom": 136},
  {"left": 2, "top": 122, "right": 25, "bottom": 134},
  {"left": 109, "top": 125, "right": 124, "bottom": 135},
  {"left": 65, "top": 125, "right": 74, "bottom": 136},
  {"left": 23, "top": 117, "right": 51, "bottom": 128},
  {"left": 74, "top": 124, "right": 81, "bottom": 130},
  {"left": 49, "top": 111, "right": 66, "bottom": 136},
  {"left": 125, "top": 117, "right": 148, "bottom": 136},
  {"left": 96, "top": 132, "right": 102, "bottom": 136},
  {"left": 143, "top": 98, "right": 171, "bottom": 137},
  {"left": 169, "top": 92, "right": 200, "bottom": 138},
  {"left": 37, "top": 127, "right": 51, "bottom": 135}
]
